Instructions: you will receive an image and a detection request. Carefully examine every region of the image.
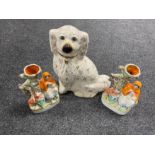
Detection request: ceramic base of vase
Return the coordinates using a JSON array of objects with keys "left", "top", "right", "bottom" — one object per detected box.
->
[
  {"left": 29, "top": 96, "right": 60, "bottom": 113},
  {"left": 101, "top": 92, "right": 131, "bottom": 115}
]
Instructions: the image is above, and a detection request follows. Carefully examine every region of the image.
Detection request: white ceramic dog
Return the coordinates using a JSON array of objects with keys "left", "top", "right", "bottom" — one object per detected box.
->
[{"left": 49, "top": 25, "right": 110, "bottom": 98}]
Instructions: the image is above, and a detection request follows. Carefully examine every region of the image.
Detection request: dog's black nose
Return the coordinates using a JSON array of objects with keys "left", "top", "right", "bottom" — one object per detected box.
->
[{"left": 62, "top": 44, "right": 73, "bottom": 53}]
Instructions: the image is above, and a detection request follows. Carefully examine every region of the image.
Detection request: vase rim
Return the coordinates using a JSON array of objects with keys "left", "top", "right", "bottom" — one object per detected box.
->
[
  {"left": 24, "top": 64, "right": 42, "bottom": 77},
  {"left": 124, "top": 63, "right": 141, "bottom": 77}
]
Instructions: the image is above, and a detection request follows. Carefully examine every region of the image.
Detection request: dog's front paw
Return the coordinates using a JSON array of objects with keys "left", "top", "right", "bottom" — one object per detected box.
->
[
  {"left": 59, "top": 86, "right": 67, "bottom": 94},
  {"left": 58, "top": 80, "right": 67, "bottom": 94}
]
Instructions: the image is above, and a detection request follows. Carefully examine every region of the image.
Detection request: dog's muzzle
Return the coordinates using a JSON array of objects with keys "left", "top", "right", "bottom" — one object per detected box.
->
[{"left": 62, "top": 44, "right": 73, "bottom": 53}]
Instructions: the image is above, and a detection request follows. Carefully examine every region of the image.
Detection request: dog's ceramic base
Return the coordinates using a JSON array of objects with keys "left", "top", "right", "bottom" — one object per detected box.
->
[{"left": 29, "top": 95, "right": 60, "bottom": 113}]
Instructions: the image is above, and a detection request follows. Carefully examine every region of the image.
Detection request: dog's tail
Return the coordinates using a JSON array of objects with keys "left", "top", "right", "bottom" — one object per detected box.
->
[{"left": 85, "top": 75, "right": 111, "bottom": 92}]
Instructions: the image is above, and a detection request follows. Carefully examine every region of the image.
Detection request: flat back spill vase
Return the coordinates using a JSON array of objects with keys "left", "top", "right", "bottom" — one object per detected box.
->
[
  {"left": 18, "top": 64, "right": 60, "bottom": 113},
  {"left": 101, "top": 64, "right": 142, "bottom": 115}
]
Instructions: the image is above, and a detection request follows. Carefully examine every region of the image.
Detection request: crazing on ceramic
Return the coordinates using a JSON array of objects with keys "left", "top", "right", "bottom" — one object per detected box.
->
[
  {"left": 18, "top": 64, "right": 60, "bottom": 113},
  {"left": 49, "top": 25, "right": 111, "bottom": 98},
  {"left": 101, "top": 64, "right": 142, "bottom": 115}
]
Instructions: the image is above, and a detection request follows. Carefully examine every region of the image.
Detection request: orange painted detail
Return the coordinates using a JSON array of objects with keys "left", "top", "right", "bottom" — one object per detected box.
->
[
  {"left": 28, "top": 97, "right": 36, "bottom": 105},
  {"left": 121, "top": 83, "right": 134, "bottom": 96},
  {"left": 39, "top": 72, "right": 56, "bottom": 91},
  {"left": 25, "top": 64, "right": 40, "bottom": 75},
  {"left": 134, "top": 81, "right": 142, "bottom": 88},
  {"left": 127, "top": 65, "right": 140, "bottom": 76},
  {"left": 133, "top": 81, "right": 142, "bottom": 100},
  {"left": 105, "top": 87, "right": 118, "bottom": 96},
  {"left": 121, "top": 81, "right": 142, "bottom": 100}
]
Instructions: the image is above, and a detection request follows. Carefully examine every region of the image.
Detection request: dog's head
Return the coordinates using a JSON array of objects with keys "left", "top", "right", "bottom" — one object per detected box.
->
[{"left": 49, "top": 25, "right": 89, "bottom": 59}]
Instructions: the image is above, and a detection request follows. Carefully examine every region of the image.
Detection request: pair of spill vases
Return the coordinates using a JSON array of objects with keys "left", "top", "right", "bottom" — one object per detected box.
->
[{"left": 19, "top": 63, "right": 142, "bottom": 115}]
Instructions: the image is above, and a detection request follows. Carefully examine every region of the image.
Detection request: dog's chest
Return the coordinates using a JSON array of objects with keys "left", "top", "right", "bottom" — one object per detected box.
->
[{"left": 53, "top": 56, "right": 80, "bottom": 82}]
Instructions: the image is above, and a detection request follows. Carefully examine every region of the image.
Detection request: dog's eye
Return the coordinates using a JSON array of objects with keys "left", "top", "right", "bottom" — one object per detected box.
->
[
  {"left": 72, "top": 37, "right": 77, "bottom": 41},
  {"left": 60, "top": 36, "right": 65, "bottom": 40}
]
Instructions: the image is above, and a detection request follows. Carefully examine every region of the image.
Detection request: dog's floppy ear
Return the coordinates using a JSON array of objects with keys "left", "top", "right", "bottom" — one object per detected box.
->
[
  {"left": 49, "top": 29, "right": 57, "bottom": 54},
  {"left": 78, "top": 31, "right": 89, "bottom": 59}
]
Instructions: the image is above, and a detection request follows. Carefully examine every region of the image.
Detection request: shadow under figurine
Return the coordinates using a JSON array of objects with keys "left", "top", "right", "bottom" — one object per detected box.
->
[
  {"left": 18, "top": 64, "right": 60, "bottom": 113},
  {"left": 101, "top": 64, "right": 142, "bottom": 115}
]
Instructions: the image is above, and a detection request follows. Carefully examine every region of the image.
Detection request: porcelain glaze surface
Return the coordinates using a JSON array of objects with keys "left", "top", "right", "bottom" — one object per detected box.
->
[
  {"left": 49, "top": 25, "right": 111, "bottom": 98},
  {"left": 101, "top": 64, "right": 142, "bottom": 115},
  {"left": 19, "top": 64, "right": 60, "bottom": 113}
]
